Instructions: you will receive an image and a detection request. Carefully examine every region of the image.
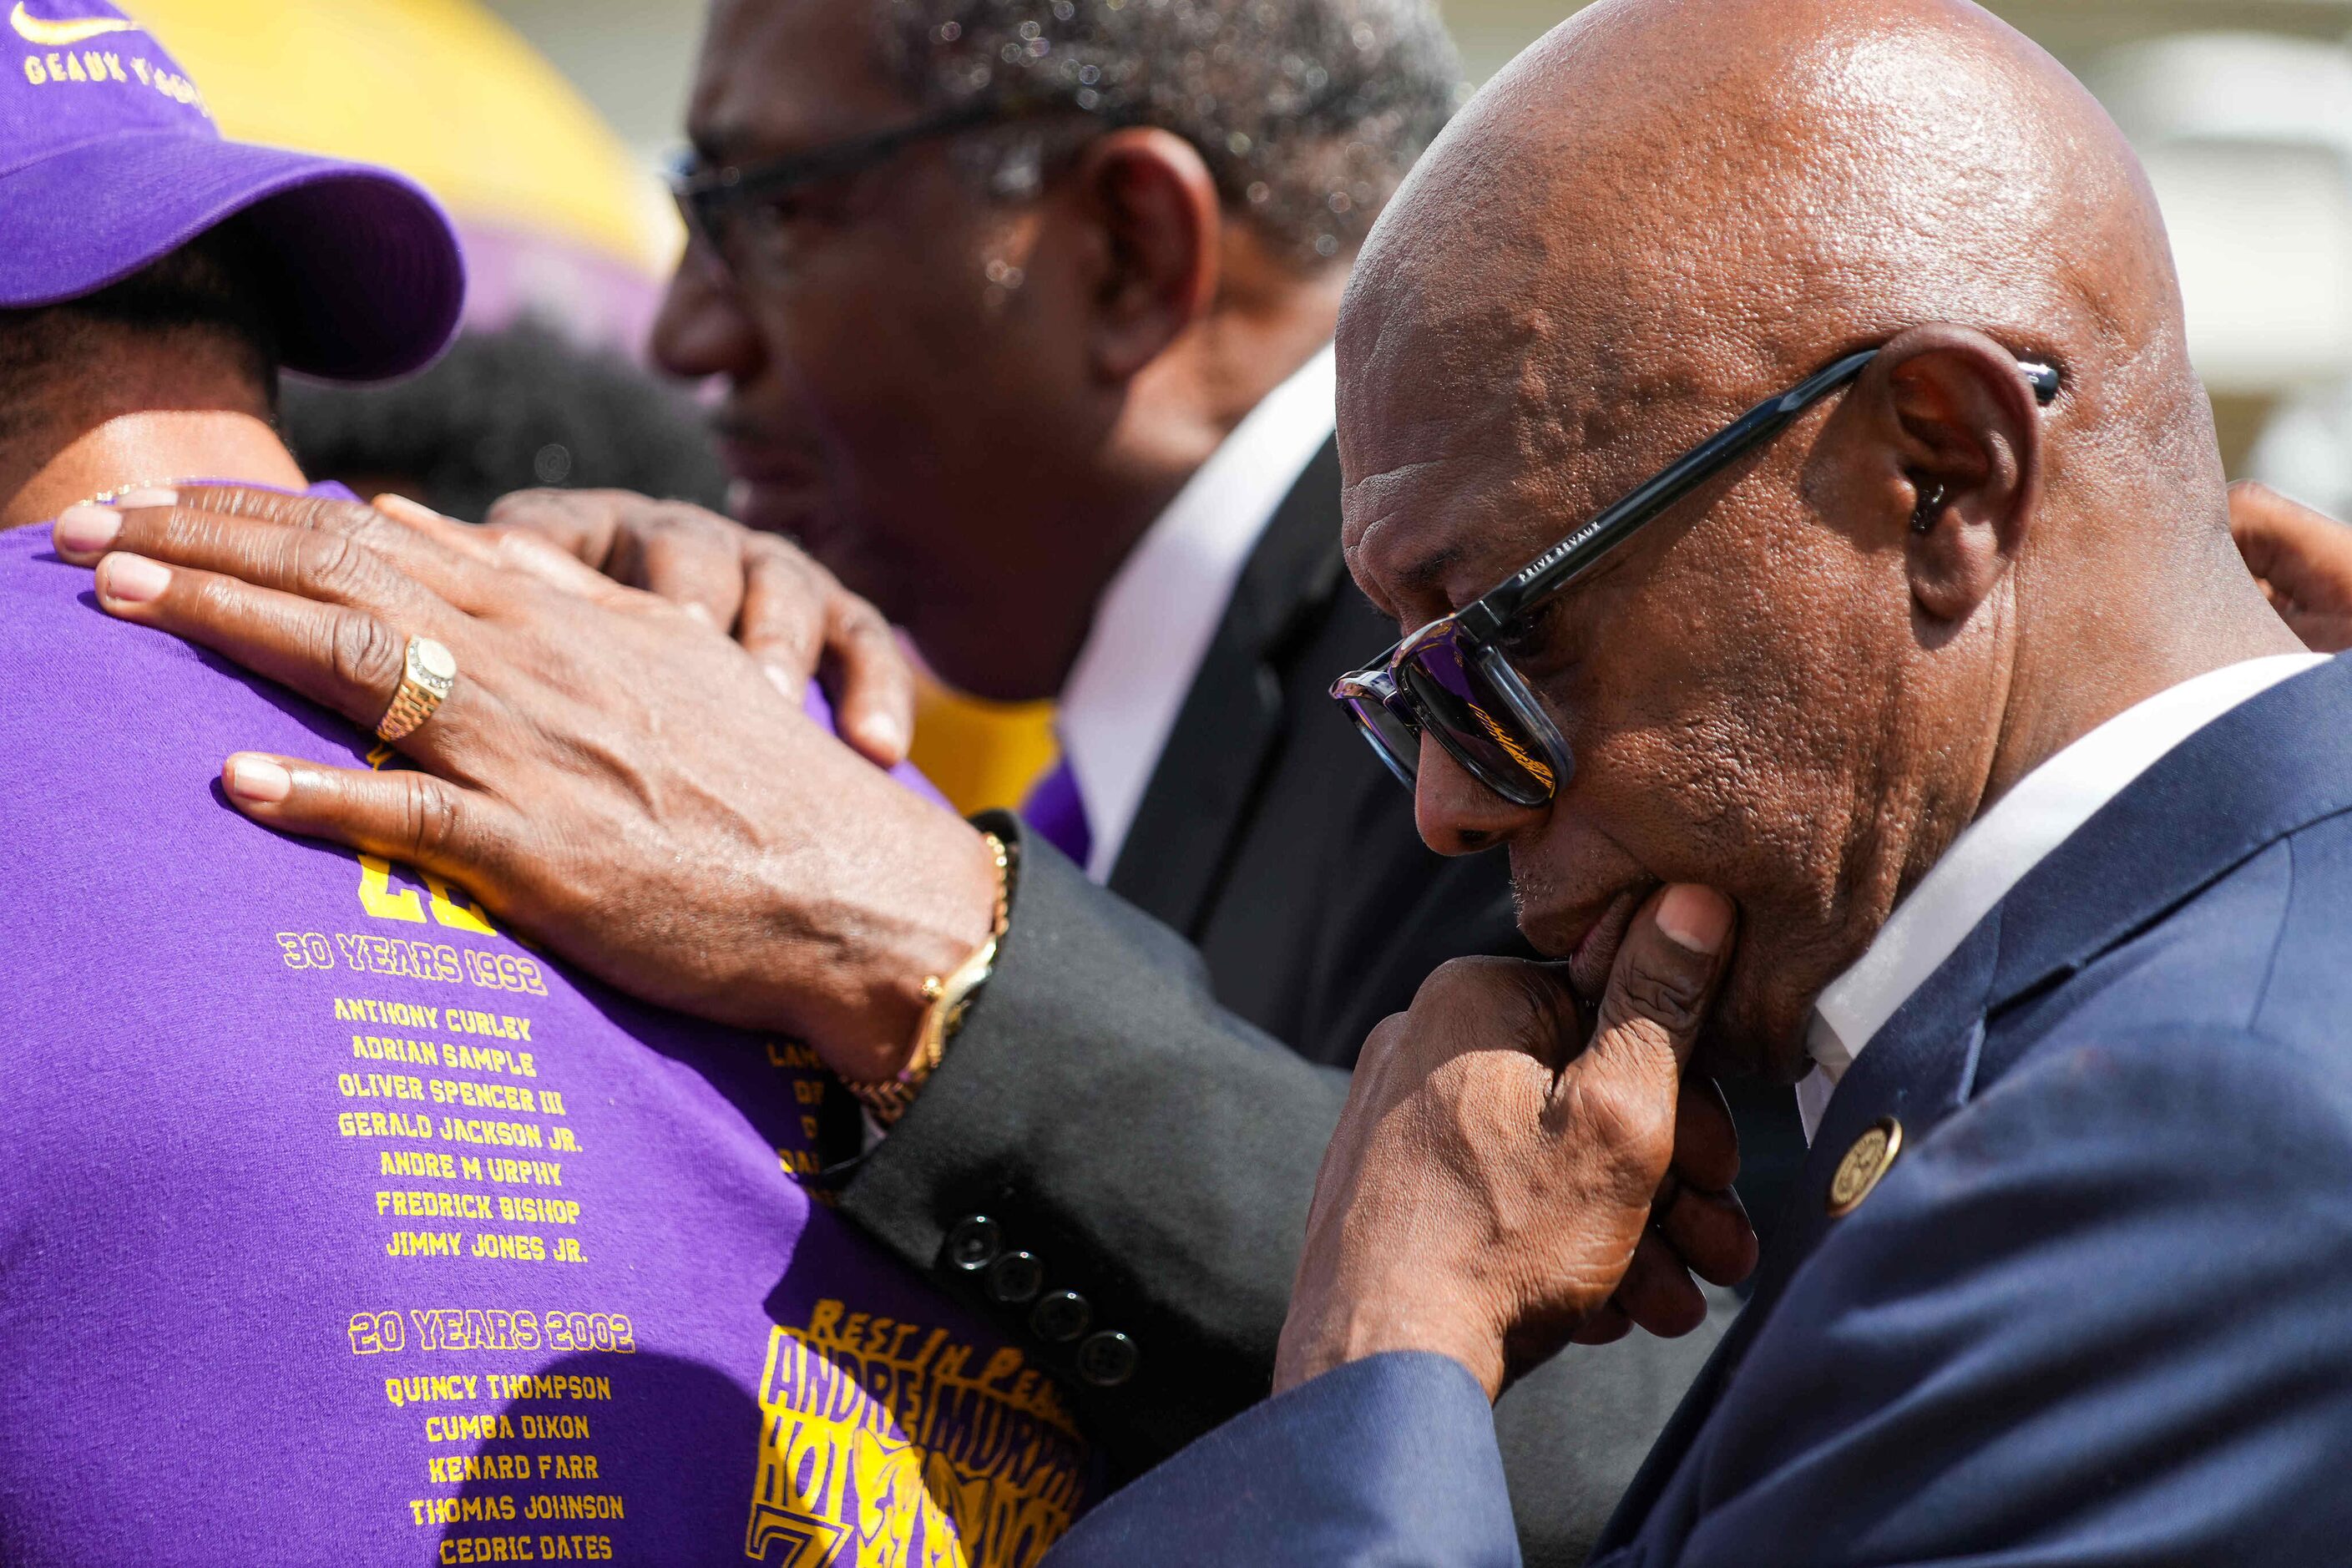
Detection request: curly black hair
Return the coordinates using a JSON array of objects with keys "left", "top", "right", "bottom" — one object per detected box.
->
[{"left": 280, "top": 319, "right": 726, "bottom": 523}]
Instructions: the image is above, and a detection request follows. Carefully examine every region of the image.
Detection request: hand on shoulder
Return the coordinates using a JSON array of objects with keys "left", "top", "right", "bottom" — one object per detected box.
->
[{"left": 54, "top": 483, "right": 995, "bottom": 1085}]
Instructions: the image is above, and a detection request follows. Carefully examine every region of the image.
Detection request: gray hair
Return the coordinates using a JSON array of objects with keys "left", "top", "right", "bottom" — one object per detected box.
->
[{"left": 879, "top": 0, "right": 1464, "bottom": 266}]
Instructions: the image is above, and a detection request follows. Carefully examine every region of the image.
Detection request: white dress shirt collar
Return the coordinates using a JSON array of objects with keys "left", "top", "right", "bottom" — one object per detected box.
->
[
  {"left": 1795, "top": 652, "right": 2329, "bottom": 1139},
  {"left": 1057, "top": 343, "right": 1339, "bottom": 882}
]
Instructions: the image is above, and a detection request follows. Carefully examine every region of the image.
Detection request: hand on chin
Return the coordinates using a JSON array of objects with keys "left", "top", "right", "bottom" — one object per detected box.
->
[{"left": 1275, "top": 883, "right": 1757, "bottom": 1400}]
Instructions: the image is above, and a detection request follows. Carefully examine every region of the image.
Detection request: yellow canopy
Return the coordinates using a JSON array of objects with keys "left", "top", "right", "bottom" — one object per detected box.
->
[{"left": 126, "top": 0, "right": 671, "bottom": 271}]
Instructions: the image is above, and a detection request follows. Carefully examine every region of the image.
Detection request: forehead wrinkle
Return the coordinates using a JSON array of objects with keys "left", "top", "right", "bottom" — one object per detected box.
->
[
  {"left": 1338, "top": 302, "right": 1546, "bottom": 609},
  {"left": 1339, "top": 458, "right": 1450, "bottom": 549},
  {"left": 1340, "top": 464, "right": 1461, "bottom": 619},
  {"left": 1345, "top": 447, "right": 1586, "bottom": 622},
  {"left": 1346, "top": 528, "right": 1466, "bottom": 616}
]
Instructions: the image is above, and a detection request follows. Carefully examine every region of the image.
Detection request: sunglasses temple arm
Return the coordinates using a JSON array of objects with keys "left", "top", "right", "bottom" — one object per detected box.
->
[
  {"left": 1424, "top": 346, "right": 2052, "bottom": 646},
  {"left": 1458, "top": 353, "right": 1879, "bottom": 640}
]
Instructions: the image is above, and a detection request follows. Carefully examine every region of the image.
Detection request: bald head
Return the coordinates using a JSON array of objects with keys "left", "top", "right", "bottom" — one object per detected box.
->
[
  {"left": 1345, "top": 0, "right": 2209, "bottom": 563},
  {"left": 1337, "top": 0, "right": 2299, "bottom": 1078}
]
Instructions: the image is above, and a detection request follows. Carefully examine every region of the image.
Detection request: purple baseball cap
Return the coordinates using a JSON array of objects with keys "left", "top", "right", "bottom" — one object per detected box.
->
[{"left": 0, "top": 1, "right": 463, "bottom": 382}]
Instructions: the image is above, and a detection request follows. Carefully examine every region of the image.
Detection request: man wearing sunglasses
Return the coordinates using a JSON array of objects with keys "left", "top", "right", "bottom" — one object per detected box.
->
[
  {"left": 47, "top": 0, "right": 2352, "bottom": 1555},
  {"left": 1331, "top": 352, "right": 2058, "bottom": 806},
  {"left": 38, "top": 0, "right": 1761, "bottom": 1560},
  {"left": 1041, "top": 0, "right": 2352, "bottom": 1559}
]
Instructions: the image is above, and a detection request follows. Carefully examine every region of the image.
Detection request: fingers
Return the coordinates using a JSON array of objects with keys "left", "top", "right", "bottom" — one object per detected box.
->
[
  {"left": 1584, "top": 1186, "right": 1751, "bottom": 1343},
  {"left": 817, "top": 588, "right": 914, "bottom": 766},
  {"left": 486, "top": 491, "right": 742, "bottom": 616},
  {"left": 636, "top": 521, "right": 750, "bottom": 631},
  {"left": 89, "top": 552, "right": 448, "bottom": 739},
  {"left": 2227, "top": 480, "right": 2352, "bottom": 654},
  {"left": 737, "top": 535, "right": 913, "bottom": 765},
  {"left": 1567, "top": 1126, "right": 1755, "bottom": 1348},
  {"left": 1570, "top": 1303, "right": 1632, "bottom": 1346},
  {"left": 53, "top": 488, "right": 493, "bottom": 631},
  {"left": 373, "top": 490, "right": 654, "bottom": 609},
  {"left": 1654, "top": 1179, "right": 1758, "bottom": 1287},
  {"left": 480, "top": 488, "right": 625, "bottom": 569},
  {"left": 1670, "top": 1075, "right": 1740, "bottom": 1192},
  {"left": 66, "top": 486, "right": 502, "bottom": 609},
  {"left": 486, "top": 493, "right": 878, "bottom": 686},
  {"left": 367, "top": 493, "right": 500, "bottom": 565},
  {"left": 1604, "top": 1231, "right": 1710, "bottom": 1337},
  {"left": 63, "top": 486, "right": 630, "bottom": 625},
  {"left": 220, "top": 751, "right": 515, "bottom": 893},
  {"left": 1585, "top": 884, "right": 1735, "bottom": 1086},
  {"left": 2227, "top": 481, "right": 2342, "bottom": 583},
  {"left": 474, "top": 488, "right": 917, "bottom": 763},
  {"left": 1658, "top": 1074, "right": 1757, "bottom": 1285},
  {"left": 736, "top": 540, "right": 823, "bottom": 700},
  {"left": 1432, "top": 956, "right": 1585, "bottom": 1072},
  {"left": 488, "top": 528, "right": 639, "bottom": 601}
]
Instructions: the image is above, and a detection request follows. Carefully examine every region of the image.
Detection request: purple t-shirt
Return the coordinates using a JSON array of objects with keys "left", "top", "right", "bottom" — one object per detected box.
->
[{"left": 0, "top": 503, "right": 1094, "bottom": 1565}]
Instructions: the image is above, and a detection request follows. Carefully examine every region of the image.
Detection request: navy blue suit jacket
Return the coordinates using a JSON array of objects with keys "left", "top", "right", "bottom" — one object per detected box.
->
[{"left": 1047, "top": 653, "right": 2352, "bottom": 1565}]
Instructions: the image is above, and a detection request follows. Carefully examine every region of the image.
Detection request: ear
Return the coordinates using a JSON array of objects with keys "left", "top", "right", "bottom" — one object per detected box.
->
[
  {"left": 1841, "top": 323, "right": 2046, "bottom": 629},
  {"left": 1065, "top": 127, "right": 1222, "bottom": 382}
]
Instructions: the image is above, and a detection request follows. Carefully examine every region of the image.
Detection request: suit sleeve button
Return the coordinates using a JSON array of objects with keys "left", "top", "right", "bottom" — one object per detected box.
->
[
  {"left": 945, "top": 1215, "right": 1003, "bottom": 1272},
  {"left": 986, "top": 1249, "right": 1045, "bottom": 1304},
  {"left": 1030, "top": 1290, "right": 1093, "bottom": 1343},
  {"left": 1075, "top": 1329, "right": 1139, "bottom": 1387}
]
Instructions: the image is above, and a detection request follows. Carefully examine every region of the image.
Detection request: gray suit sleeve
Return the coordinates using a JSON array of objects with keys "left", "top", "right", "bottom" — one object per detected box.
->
[
  {"left": 837, "top": 817, "right": 1725, "bottom": 1560},
  {"left": 839, "top": 816, "right": 1340, "bottom": 1468}
]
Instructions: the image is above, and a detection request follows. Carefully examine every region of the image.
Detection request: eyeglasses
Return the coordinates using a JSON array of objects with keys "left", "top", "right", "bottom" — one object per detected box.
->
[
  {"left": 670, "top": 100, "right": 1039, "bottom": 285},
  {"left": 1330, "top": 346, "right": 2061, "bottom": 808}
]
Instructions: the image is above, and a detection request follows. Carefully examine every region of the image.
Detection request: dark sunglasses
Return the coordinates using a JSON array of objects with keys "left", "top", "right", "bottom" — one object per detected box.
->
[{"left": 1331, "top": 346, "right": 2061, "bottom": 808}]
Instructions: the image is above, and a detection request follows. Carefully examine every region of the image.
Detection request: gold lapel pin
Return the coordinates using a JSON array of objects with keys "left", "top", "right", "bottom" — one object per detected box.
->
[{"left": 1827, "top": 1115, "right": 1904, "bottom": 1216}]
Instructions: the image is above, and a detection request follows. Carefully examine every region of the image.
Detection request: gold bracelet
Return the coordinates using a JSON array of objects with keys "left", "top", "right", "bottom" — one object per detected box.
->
[{"left": 846, "top": 832, "right": 1013, "bottom": 1126}]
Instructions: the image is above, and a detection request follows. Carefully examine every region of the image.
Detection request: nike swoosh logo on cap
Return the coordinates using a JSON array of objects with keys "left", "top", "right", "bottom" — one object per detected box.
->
[{"left": 8, "top": 3, "right": 136, "bottom": 46}]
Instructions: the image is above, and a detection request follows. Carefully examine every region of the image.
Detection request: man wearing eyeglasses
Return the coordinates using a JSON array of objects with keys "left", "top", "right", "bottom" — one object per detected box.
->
[
  {"left": 1029, "top": 0, "right": 2352, "bottom": 1559},
  {"left": 36, "top": 0, "right": 1762, "bottom": 1560},
  {"left": 641, "top": 0, "right": 1505, "bottom": 1092},
  {"left": 622, "top": 0, "right": 1797, "bottom": 1257},
  {"left": 48, "top": 0, "right": 2352, "bottom": 1556}
]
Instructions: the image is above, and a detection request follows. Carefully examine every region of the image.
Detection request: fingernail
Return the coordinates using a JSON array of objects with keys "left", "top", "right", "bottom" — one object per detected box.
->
[
  {"left": 1655, "top": 885, "right": 1733, "bottom": 955},
  {"left": 97, "top": 554, "right": 171, "bottom": 604},
  {"left": 862, "top": 714, "right": 908, "bottom": 759},
  {"left": 224, "top": 754, "right": 292, "bottom": 804},
  {"left": 763, "top": 663, "right": 799, "bottom": 698},
  {"left": 681, "top": 602, "right": 716, "bottom": 626},
  {"left": 372, "top": 493, "right": 441, "bottom": 527},
  {"left": 114, "top": 487, "right": 178, "bottom": 509},
  {"left": 53, "top": 503, "right": 122, "bottom": 556}
]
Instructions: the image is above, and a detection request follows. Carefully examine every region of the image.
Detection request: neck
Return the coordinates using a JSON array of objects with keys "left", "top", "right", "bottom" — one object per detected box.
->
[
  {"left": 3, "top": 409, "right": 304, "bottom": 529},
  {"left": 1979, "top": 529, "right": 2306, "bottom": 812}
]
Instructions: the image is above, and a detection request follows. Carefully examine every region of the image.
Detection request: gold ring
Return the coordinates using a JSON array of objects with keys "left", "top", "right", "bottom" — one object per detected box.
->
[{"left": 377, "top": 635, "right": 458, "bottom": 741}]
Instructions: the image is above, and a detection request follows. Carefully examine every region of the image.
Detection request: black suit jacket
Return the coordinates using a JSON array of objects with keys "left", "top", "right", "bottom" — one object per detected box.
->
[
  {"left": 1107, "top": 441, "right": 1527, "bottom": 1065},
  {"left": 837, "top": 438, "right": 1800, "bottom": 1564}
]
